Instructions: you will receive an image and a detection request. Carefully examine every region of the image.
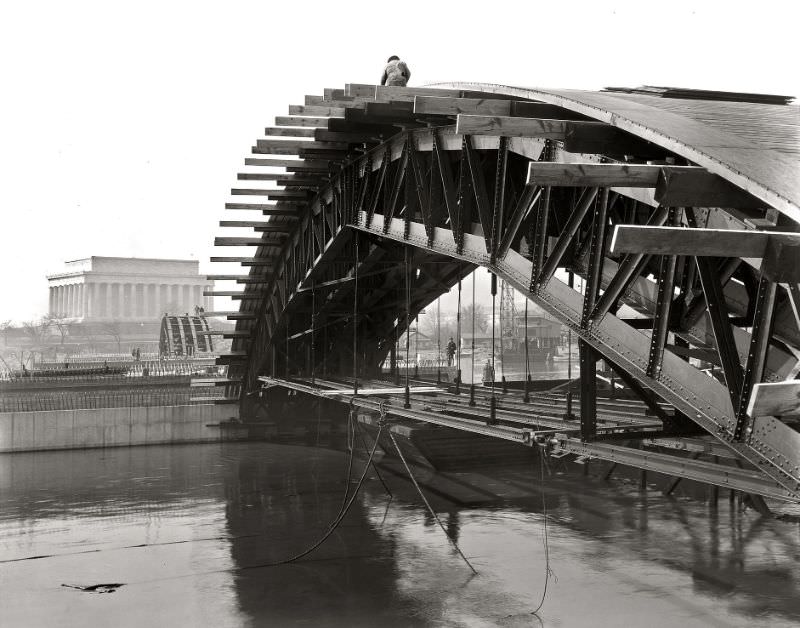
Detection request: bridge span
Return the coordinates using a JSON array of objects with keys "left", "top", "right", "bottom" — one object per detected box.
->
[{"left": 206, "top": 82, "right": 800, "bottom": 505}]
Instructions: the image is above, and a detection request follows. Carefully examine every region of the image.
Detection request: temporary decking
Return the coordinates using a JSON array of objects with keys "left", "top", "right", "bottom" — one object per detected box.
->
[{"left": 209, "top": 81, "right": 800, "bottom": 504}]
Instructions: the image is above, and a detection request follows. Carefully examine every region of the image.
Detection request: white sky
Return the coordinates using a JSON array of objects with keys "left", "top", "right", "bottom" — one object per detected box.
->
[{"left": 1, "top": 0, "right": 797, "bottom": 322}]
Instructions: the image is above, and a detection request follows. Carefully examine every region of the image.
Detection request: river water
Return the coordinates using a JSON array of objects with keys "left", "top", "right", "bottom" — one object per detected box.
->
[{"left": 1, "top": 441, "right": 799, "bottom": 627}]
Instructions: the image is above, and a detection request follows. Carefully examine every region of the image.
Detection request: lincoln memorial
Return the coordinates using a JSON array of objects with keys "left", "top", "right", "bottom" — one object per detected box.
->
[{"left": 47, "top": 257, "right": 213, "bottom": 321}]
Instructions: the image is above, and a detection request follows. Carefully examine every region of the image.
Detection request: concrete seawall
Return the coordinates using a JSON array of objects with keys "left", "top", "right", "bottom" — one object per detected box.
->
[{"left": 0, "top": 404, "right": 241, "bottom": 452}]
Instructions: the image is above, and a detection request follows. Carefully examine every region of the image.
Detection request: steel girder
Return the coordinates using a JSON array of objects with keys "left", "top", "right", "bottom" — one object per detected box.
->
[{"left": 221, "top": 93, "right": 800, "bottom": 501}]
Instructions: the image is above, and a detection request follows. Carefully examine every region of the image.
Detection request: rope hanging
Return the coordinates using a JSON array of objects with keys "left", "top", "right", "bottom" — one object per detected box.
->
[
  {"left": 388, "top": 430, "right": 478, "bottom": 574},
  {"left": 353, "top": 234, "right": 359, "bottom": 395},
  {"left": 524, "top": 296, "right": 531, "bottom": 403},
  {"left": 437, "top": 296, "right": 441, "bottom": 384},
  {"left": 311, "top": 280, "right": 316, "bottom": 387},
  {"left": 469, "top": 270, "right": 476, "bottom": 407},
  {"left": 404, "top": 246, "right": 411, "bottom": 409},
  {"left": 488, "top": 272, "right": 498, "bottom": 425},
  {"left": 456, "top": 275, "right": 462, "bottom": 394}
]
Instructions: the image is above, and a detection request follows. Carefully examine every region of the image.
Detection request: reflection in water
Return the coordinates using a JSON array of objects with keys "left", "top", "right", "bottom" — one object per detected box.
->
[{"left": 1, "top": 442, "right": 799, "bottom": 627}]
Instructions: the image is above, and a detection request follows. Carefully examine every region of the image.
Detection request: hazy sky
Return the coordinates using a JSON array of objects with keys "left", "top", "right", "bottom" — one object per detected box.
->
[{"left": 1, "top": 0, "right": 797, "bottom": 322}]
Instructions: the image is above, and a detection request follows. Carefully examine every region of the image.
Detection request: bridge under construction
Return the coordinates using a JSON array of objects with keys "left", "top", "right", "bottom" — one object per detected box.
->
[{"left": 202, "top": 82, "right": 800, "bottom": 506}]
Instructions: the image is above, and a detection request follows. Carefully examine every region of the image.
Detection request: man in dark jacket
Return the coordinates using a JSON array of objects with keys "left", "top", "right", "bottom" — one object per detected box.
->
[{"left": 381, "top": 56, "right": 411, "bottom": 87}]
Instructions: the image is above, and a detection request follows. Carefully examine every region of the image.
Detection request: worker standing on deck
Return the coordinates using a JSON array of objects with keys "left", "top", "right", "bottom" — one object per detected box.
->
[
  {"left": 446, "top": 337, "right": 457, "bottom": 366},
  {"left": 381, "top": 56, "right": 411, "bottom": 87}
]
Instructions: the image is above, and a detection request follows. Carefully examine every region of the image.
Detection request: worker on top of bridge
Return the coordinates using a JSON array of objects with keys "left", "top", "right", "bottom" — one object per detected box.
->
[{"left": 381, "top": 56, "right": 411, "bottom": 87}]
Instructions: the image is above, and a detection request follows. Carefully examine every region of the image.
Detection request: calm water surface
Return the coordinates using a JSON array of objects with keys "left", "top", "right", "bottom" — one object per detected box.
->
[{"left": 1, "top": 442, "right": 799, "bottom": 627}]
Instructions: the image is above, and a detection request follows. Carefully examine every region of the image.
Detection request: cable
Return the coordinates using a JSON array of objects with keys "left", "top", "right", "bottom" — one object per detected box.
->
[
  {"left": 469, "top": 270, "right": 476, "bottom": 406},
  {"left": 404, "top": 247, "right": 411, "bottom": 409},
  {"left": 524, "top": 297, "right": 531, "bottom": 403},
  {"left": 531, "top": 449, "right": 556, "bottom": 617},
  {"left": 388, "top": 429, "right": 478, "bottom": 575},
  {"left": 258, "top": 420, "right": 385, "bottom": 568},
  {"left": 353, "top": 234, "right": 359, "bottom": 395},
  {"left": 488, "top": 272, "right": 497, "bottom": 425},
  {"left": 456, "top": 275, "right": 462, "bottom": 394}
]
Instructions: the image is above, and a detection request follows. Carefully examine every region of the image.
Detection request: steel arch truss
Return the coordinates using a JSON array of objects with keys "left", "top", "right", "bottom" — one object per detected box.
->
[{"left": 214, "top": 84, "right": 800, "bottom": 503}]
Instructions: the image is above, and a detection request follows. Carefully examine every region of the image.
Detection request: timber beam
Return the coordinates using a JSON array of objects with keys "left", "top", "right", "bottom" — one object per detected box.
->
[
  {"left": 274, "top": 116, "right": 334, "bottom": 128},
  {"left": 214, "top": 237, "right": 283, "bottom": 247},
  {"left": 206, "top": 274, "right": 267, "bottom": 281},
  {"left": 264, "top": 126, "right": 316, "bottom": 137},
  {"left": 203, "top": 311, "right": 256, "bottom": 319},
  {"left": 527, "top": 163, "right": 702, "bottom": 187},
  {"left": 218, "top": 221, "right": 291, "bottom": 231},
  {"left": 747, "top": 381, "right": 800, "bottom": 417},
  {"left": 526, "top": 163, "right": 769, "bottom": 209},
  {"left": 209, "top": 256, "right": 276, "bottom": 265},
  {"left": 224, "top": 202, "right": 300, "bottom": 214},
  {"left": 412, "top": 95, "right": 587, "bottom": 120},
  {"left": 456, "top": 115, "right": 607, "bottom": 139},
  {"left": 244, "top": 158, "right": 330, "bottom": 171},
  {"left": 611, "top": 226, "right": 800, "bottom": 264}
]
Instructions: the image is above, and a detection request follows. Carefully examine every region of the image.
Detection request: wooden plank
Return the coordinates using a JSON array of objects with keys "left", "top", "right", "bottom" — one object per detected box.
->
[
  {"left": 306, "top": 95, "right": 372, "bottom": 108},
  {"left": 375, "top": 85, "right": 462, "bottom": 101},
  {"left": 237, "top": 173, "right": 285, "bottom": 181},
  {"left": 266, "top": 190, "right": 310, "bottom": 199},
  {"left": 218, "top": 221, "right": 291, "bottom": 231},
  {"left": 297, "top": 148, "right": 349, "bottom": 160},
  {"left": 244, "top": 158, "right": 329, "bottom": 170},
  {"left": 224, "top": 203, "right": 298, "bottom": 214},
  {"left": 414, "top": 96, "right": 512, "bottom": 116},
  {"left": 326, "top": 119, "right": 399, "bottom": 135},
  {"left": 274, "top": 116, "right": 334, "bottom": 128},
  {"left": 747, "top": 381, "right": 800, "bottom": 417},
  {"left": 275, "top": 178, "right": 321, "bottom": 189},
  {"left": 316, "top": 386, "right": 440, "bottom": 396},
  {"left": 655, "top": 167, "right": 768, "bottom": 209},
  {"left": 526, "top": 163, "right": 701, "bottom": 187},
  {"left": 610, "top": 225, "right": 800, "bottom": 257},
  {"left": 204, "top": 290, "right": 261, "bottom": 297},
  {"left": 456, "top": 115, "right": 606, "bottom": 138},
  {"left": 209, "top": 257, "right": 275, "bottom": 265},
  {"left": 511, "top": 102, "right": 589, "bottom": 120},
  {"left": 230, "top": 189, "right": 276, "bottom": 196},
  {"left": 314, "top": 129, "right": 383, "bottom": 143},
  {"left": 214, "top": 237, "right": 280, "bottom": 246},
  {"left": 203, "top": 311, "right": 256, "bottom": 319},
  {"left": 256, "top": 139, "right": 347, "bottom": 151},
  {"left": 264, "top": 126, "right": 316, "bottom": 137},
  {"left": 563, "top": 123, "right": 666, "bottom": 157},
  {"left": 345, "top": 83, "right": 378, "bottom": 97},
  {"left": 288, "top": 105, "right": 346, "bottom": 117}
]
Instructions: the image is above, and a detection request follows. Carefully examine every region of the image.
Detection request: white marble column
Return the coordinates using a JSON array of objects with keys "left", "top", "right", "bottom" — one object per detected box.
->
[
  {"left": 102, "top": 283, "right": 110, "bottom": 318},
  {"left": 121, "top": 283, "right": 129, "bottom": 319},
  {"left": 65, "top": 285, "right": 71, "bottom": 317},
  {"left": 86, "top": 283, "right": 95, "bottom": 318},
  {"left": 56, "top": 286, "right": 63, "bottom": 316}
]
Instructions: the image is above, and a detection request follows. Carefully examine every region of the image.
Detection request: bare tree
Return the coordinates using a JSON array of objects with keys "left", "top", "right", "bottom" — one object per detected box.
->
[
  {"left": 461, "top": 304, "right": 489, "bottom": 334},
  {"left": 0, "top": 320, "right": 12, "bottom": 347},
  {"left": 100, "top": 321, "right": 123, "bottom": 353},
  {"left": 21, "top": 318, "right": 54, "bottom": 365},
  {"left": 42, "top": 314, "right": 70, "bottom": 348}
]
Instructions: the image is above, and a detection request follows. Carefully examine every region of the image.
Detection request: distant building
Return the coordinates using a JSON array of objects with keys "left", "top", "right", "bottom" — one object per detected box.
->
[{"left": 46, "top": 257, "right": 213, "bottom": 321}]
